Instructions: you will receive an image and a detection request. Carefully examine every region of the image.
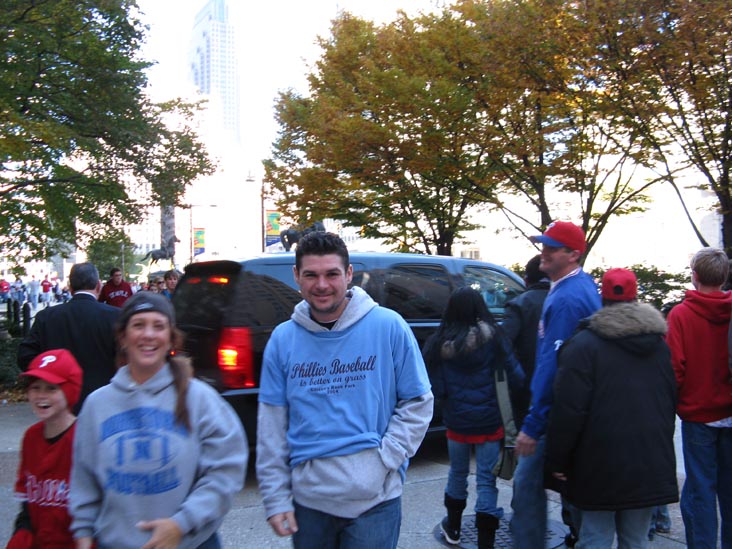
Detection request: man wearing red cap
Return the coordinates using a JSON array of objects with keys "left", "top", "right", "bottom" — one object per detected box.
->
[
  {"left": 8, "top": 349, "right": 83, "bottom": 549},
  {"left": 511, "top": 221, "right": 601, "bottom": 548},
  {"left": 545, "top": 268, "right": 678, "bottom": 546}
]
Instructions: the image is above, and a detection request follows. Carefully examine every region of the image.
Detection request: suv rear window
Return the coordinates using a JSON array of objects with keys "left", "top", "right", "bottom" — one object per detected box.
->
[
  {"left": 225, "top": 272, "right": 301, "bottom": 327},
  {"left": 382, "top": 264, "right": 451, "bottom": 320},
  {"left": 174, "top": 273, "right": 237, "bottom": 328}
]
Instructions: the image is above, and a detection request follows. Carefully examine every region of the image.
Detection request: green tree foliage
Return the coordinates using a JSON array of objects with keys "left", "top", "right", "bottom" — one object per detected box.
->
[
  {"left": 574, "top": 0, "right": 732, "bottom": 253},
  {"left": 457, "top": 0, "right": 659, "bottom": 254},
  {"left": 0, "top": 337, "right": 22, "bottom": 389},
  {"left": 588, "top": 264, "right": 688, "bottom": 311},
  {"left": 265, "top": 0, "right": 732, "bottom": 258},
  {"left": 0, "top": 0, "right": 214, "bottom": 261},
  {"left": 86, "top": 228, "right": 139, "bottom": 281},
  {"left": 266, "top": 13, "right": 493, "bottom": 254},
  {"left": 264, "top": 2, "right": 664, "bottom": 256}
]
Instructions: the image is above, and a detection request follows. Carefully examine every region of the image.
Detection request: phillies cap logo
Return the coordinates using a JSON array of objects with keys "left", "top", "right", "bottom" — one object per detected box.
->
[{"left": 39, "top": 355, "right": 58, "bottom": 368}]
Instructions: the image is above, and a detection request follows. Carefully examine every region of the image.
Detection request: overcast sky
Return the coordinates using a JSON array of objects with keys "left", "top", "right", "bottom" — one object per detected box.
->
[{"left": 136, "top": 0, "right": 438, "bottom": 176}]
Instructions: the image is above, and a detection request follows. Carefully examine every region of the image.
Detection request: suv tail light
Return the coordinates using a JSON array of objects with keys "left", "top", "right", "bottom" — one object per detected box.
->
[{"left": 218, "top": 327, "right": 256, "bottom": 389}]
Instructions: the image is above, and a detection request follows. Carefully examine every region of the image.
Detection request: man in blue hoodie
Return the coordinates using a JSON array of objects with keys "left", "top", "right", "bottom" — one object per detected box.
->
[
  {"left": 256, "top": 231, "right": 434, "bottom": 549},
  {"left": 510, "top": 221, "right": 601, "bottom": 548}
]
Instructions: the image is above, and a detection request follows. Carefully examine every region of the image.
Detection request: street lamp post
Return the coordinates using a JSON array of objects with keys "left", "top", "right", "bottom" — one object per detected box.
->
[{"left": 245, "top": 173, "right": 264, "bottom": 252}]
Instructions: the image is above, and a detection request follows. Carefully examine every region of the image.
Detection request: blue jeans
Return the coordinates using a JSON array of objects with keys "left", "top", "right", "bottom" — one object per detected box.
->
[
  {"left": 292, "top": 497, "right": 401, "bottom": 549},
  {"left": 680, "top": 421, "right": 732, "bottom": 548},
  {"left": 196, "top": 532, "right": 221, "bottom": 549},
  {"left": 578, "top": 508, "right": 654, "bottom": 548},
  {"left": 649, "top": 505, "right": 670, "bottom": 533},
  {"left": 510, "top": 435, "right": 547, "bottom": 548},
  {"left": 445, "top": 438, "right": 503, "bottom": 517}
]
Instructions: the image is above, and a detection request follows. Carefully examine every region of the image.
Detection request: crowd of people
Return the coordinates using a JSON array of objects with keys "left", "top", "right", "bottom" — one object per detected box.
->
[
  {"left": 5, "top": 226, "right": 732, "bottom": 549},
  {"left": 1, "top": 275, "right": 72, "bottom": 309},
  {"left": 1, "top": 267, "right": 181, "bottom": 314}
]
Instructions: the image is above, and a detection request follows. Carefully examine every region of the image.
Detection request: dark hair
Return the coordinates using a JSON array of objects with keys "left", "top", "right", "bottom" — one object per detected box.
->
[
  {"left": 524, "top": 254, "right": 547, "bottom": 285},
  {"left": 423, "top": 287, "right": 499, "bottom": 364},
  {"left": 69, "top": 263, "right": 100, "bottom": 292},
  {"left": 164, "top": 269, "right": 180, "bottom": 281},
  {"left": 295, "top": 231, "right": 349, "bottom": 271},
  {"left": 110, "top": 267, "right": 122, "bottom": 277}
]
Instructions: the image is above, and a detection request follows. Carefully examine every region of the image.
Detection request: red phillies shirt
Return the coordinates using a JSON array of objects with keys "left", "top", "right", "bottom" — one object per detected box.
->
[{"left": 14, "top": 421, "right": 76, "bottom": 548}]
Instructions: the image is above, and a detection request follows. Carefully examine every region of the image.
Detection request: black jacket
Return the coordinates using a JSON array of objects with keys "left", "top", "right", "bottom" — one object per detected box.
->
[
  {"left": 502, "top": 281, "right": 549, "bottom": 428},
  {"left": 17, "top": 292, "right": 120, "bottom": 413},
  {"left": 545, "top": 301, "right": 678, "bottom": 510}
]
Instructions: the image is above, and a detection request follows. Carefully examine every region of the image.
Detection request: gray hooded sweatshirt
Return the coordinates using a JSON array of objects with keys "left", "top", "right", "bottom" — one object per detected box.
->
[{"left": 70, "top": 364, "right": 248, "bottom": 548}]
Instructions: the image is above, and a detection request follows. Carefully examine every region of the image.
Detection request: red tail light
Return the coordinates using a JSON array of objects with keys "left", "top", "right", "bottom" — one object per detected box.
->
[{"left": 218, "top": 327, "right": 256, "bottom": 389}]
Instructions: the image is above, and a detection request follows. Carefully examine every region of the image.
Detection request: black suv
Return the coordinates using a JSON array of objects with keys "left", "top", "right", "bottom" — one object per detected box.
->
[{"left": 172, "top": 252, "right": 525, "bottom": 439}]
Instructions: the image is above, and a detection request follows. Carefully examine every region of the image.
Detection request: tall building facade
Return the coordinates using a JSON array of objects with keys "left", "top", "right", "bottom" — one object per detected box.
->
[
  {"left": 183, "top": 0, "right": 262, "bottom": 262},
  {"left": 189, "top": 0, "right": 241, "bottom": 143}
]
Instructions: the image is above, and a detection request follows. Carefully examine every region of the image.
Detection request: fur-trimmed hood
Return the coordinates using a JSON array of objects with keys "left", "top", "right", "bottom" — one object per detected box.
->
[
  {"left": 587, "top": 301, "right": 667, "bottom": 356},
  {"left": 441, "top": 321, "right": 495, "bottom": 360}
]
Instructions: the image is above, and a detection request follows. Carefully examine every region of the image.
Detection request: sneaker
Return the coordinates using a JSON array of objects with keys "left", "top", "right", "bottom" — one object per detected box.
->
[{"left": 440, "top": 516, "right": 460, "bottom": 545}]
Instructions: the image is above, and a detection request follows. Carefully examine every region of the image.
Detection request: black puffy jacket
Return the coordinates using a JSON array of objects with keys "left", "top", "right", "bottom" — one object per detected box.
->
[{"left": 545, "top": 302, "right": 679, "bottom": 510}]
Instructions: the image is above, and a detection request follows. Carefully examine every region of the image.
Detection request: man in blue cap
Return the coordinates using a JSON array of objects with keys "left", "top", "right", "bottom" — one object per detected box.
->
[{"left": 510, "top": 221, "right": 601, "bottom": 548}]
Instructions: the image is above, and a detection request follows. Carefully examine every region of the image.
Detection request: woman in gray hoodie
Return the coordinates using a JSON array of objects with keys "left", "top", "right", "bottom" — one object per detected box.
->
[{"left": 70, "top": 292, "right": 248, "bottom": 549}]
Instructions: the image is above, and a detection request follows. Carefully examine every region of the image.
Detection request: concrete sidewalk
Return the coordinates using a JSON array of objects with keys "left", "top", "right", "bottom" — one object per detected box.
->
[{"left": 0, "top": 402, "right": 689, "bottom": 548}]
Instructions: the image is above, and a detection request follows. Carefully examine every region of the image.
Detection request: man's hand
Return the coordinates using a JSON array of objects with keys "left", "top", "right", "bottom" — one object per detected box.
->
[
  {"left": 75, "top": 537, "right": 94, "bottom": 549},
  {"left": 268, "top": 511, "right": 298, "bottom": 537},
  {"left": 515, "top": 430, "right": 538, "bottom": 457},
  {"left": 552, "top": 472, "right": 567, "bottom": 481},
  {"left": 138, "top": 518, "right": 183, "bottom": 549}
]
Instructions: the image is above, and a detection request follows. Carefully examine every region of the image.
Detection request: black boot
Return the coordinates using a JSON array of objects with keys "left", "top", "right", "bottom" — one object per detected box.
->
[
  {"left": 475, "top": 512, "right": 499, "bottom": 549},
  {"left": 440, "top": 494, "right": 466, "bottom": 545}
]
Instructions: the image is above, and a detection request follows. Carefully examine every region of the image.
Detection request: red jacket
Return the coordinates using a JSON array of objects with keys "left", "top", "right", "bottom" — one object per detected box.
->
[{"left": 666, "top": 289, "right": 732, "bottom": 422}]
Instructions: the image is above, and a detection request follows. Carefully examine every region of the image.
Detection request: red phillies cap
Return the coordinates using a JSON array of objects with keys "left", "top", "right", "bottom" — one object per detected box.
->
[
  {"left": 601, "top": 268, "right": 638, "bottom": 301},
  {"left": 530, "top": 221, "right": 587, "bottom": 254},
  {"left": 21, "top": 349, "right": 83, "bottom": 409}
]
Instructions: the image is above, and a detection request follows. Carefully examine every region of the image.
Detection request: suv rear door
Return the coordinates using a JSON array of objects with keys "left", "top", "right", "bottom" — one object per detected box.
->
[{"left": 174, "top": 261, "right": 301, "bottom": 392}]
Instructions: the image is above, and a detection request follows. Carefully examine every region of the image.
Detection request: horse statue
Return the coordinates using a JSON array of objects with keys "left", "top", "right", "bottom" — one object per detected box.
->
[
  {"left": 142, "top": 235, "right": 180, "bottom": 265},
  {"left": 279, "top": 221, "right": 325, "bottom": 251}
]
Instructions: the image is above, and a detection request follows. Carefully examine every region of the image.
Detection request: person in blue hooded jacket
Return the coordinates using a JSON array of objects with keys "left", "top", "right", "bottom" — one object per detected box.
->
[
  {"left": 510, "top": 221, "right": 601, "bottom": 548},
  {"left": 423, "top": 287, "right": 524, "bottom": 548}
]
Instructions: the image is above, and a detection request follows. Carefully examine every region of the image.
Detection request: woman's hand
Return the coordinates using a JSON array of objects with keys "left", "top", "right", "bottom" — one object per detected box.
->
[
  {"left": 268, "top": 511, "right": 298, "bottom": 537},
  {"left": 138, "top": 518, "right": 183, "bottom": 549}
]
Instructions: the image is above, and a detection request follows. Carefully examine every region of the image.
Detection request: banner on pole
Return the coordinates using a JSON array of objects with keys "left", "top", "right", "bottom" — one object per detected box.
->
[
  {"left": 193, "top": 228, "right": 205, "bottom": 256},
  {"left": 265, "top": 211, "right": 281, "bottom": 247}
]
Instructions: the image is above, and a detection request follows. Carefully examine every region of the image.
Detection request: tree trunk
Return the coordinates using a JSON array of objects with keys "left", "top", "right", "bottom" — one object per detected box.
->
[{"left": 721, "top": 202, "right": 732, "bottom": 258}]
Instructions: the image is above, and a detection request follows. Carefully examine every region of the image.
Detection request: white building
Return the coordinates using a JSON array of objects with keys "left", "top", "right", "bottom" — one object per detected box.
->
[{"left": 189, "top": 0, "right": 241, "bottom": 144}]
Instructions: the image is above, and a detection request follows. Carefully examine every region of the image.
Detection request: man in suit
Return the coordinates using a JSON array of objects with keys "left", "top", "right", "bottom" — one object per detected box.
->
[{"left": 18, "top": 262, "right": 120, "bottom": 413}]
